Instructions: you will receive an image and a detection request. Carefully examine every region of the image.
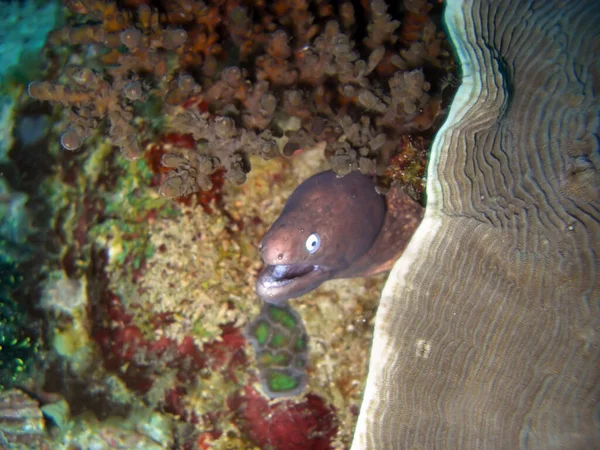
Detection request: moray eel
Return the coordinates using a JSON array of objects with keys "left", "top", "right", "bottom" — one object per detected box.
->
[{"left": 256, "top": 171, "right": 424, "bottom": 304}]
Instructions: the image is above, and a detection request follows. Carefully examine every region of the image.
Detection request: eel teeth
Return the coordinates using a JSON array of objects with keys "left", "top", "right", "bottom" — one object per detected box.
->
[{"left": 270, "top": 264, "right": 317, "bottom": 281}]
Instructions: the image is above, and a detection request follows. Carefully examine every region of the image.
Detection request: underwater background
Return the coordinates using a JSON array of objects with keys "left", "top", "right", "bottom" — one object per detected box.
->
[{"left": 0, "top": 0, "right": 455, "bottom": 448}]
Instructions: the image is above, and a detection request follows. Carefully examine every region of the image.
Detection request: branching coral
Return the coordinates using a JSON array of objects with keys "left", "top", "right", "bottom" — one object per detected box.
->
[{"left": 29, "top": 0, "right": 453, "bottom": 198}]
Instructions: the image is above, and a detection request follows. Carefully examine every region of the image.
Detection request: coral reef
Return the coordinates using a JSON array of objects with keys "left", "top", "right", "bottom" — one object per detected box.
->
[
  {"left": 0, "top": 271, "right": 38, "bottom": 392},
  {"left": 29, "top": 0, "right": 454, "bottom": 199},
  {"left": 352, "top": 0, "right": 600, "bottom": 448},
  {"left": 245, "top": 302, "right": 309, "bottom": 398},
  {"left": 32, "top": 139, "right": 380, "bottom": 447},
  {"left": 0, "top": 389, "right": 46, "bottom": 449},
  {"left": 0, "top": 179, "right": 38, "bottom": 392},
  {"left": 4, "top": 0, "right": 458, "bottom": 448}
]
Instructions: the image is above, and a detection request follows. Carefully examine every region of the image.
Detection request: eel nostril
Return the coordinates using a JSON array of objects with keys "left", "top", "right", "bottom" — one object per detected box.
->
[{"left": 277, "top": 253, "right": 283, "bottom": 260}]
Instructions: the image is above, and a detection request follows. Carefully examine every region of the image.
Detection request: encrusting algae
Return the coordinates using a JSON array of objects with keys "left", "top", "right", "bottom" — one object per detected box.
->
[{"left": 0, "top": 0, "right": 457, "bottom": 448}]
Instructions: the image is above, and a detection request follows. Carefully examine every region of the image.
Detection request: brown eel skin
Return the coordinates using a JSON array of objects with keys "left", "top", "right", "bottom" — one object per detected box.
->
[{"left": 256, "top": 171, "right": 424, "bottom": 304}]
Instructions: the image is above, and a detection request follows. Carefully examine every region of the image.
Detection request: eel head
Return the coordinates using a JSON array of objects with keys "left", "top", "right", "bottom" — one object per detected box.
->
[{"left": 256, "top": 171, "right": 386, "bottom": 304}]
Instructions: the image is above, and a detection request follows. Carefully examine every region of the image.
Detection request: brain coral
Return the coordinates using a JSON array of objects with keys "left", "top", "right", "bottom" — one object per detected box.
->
[{"left": 352, "top": 0, "right": 600, "bottom": 448}]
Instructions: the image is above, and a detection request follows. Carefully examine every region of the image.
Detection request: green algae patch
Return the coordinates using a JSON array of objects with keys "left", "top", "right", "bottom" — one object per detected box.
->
[
  {"left": 103, "top": 156, "right": 180, "bottom": 222},
  {"left": 192, "top": 321, "right": 218, "bottom": 341},
  {"left": 269, "top": 332, "right": 288, "bottom": 349},
  {"left": 245, "top": 302, "right": 309, "bottom": 398},
  {"left": 89, "top": 220, "right": 153, "bottom": 270},
  {"left": 85, "top": 153, "right": 180, "bottom": 276},
  {"left": 268, "top": 305, "right": 298, "bottom": 330},
  {"left": 0, "top": 259, "right": 38, "bottom": 391},
  {"left": 267, "top": 370, "right": 300, "bottom": 393},
  {"left": 253, "top": 322, "right": 269, "bottom": 346}
]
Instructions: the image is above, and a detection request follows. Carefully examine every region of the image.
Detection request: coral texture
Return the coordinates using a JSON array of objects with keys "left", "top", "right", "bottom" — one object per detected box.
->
[
  {"left": 13, "top": 0, "right": 459, "bottom": 448},
  {"left": 0, "top": 389, "right": 46, "bottom": 449},
  {"left": 0, "top": 179, "right": 38, "bottom": 392},
  {"left": 353, "top": 0, "right": 600, "bottom": 448},
  {"left": 29, "top": 0, "right": 453, "bottom": 198}
]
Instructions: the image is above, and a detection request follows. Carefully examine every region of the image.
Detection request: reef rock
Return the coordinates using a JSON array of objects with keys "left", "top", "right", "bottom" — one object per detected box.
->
[{"left": 0, "top": 389, "right": 46, "bottom": 449}]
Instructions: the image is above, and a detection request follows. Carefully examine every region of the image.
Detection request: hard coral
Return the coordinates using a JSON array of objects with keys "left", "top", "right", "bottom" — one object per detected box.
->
[{"left": 30, "top": 0, "right": 453, "bottom": 195}]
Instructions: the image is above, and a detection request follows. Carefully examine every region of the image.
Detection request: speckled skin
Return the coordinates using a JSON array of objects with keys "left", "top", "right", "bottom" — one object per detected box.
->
[{"left": 256, "top": 171, "right": 424, "bottom": 304}]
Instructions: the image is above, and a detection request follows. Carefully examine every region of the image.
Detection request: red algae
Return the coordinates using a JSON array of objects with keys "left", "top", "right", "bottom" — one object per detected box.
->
[
  {"left": 92, "top": 287, "right": 249, "bottom": 406},
  {"left": 202, "top": 324, "right": 247, "bottom": 371},
  {"left": 229, "top": 385, "right": 338, "bottom": 450}
]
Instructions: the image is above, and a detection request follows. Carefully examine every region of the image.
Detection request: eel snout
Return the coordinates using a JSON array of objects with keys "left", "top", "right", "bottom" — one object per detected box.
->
[{"left": 256, "top": 263, "right": 331, "bottom": 304}]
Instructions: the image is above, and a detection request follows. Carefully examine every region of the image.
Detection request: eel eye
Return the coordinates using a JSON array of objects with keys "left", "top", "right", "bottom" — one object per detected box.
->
[{"left": 305, "top": 233, "right": 321, "bottom": 254}]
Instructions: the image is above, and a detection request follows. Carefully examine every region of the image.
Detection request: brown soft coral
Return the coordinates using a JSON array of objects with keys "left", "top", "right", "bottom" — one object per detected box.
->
[
  {"left": 31, "top": 0, "right": 455, "bottom": 197},
  {"left": 364, "top": 0, "right": 400, "bottom": 50},
  {"left": 256, "top": 31, "right": 298, "bottom": 86},
  {"left": 31, "top": 3, "right": 190, "bottom": 160},
  {"left": 158, "top": 110, "right": 279, "bottom": 197},
  {"left": 376, "top": 70, "right": 442, "bottom": 134},
  {"left": 29, "top": 66, "right": 146, "bottom": 159},
  {"left": 327, "top": 116, "right": 387, "bottom": 176}
]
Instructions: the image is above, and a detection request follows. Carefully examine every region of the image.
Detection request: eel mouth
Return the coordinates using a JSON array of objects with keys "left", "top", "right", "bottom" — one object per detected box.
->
[
  {"left": 256, "top": 263, "right": 331, "bottom": 304},
  {"left": 260, "top": 264, "right": 318, "bottom": 287}
]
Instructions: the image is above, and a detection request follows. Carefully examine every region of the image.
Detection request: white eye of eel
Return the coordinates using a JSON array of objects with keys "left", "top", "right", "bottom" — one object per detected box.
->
[{"left": 305, "top": 232, "right": 321, "bottom": 253}]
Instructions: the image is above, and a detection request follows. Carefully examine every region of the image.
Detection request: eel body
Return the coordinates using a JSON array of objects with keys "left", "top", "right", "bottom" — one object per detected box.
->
[{"left": 256, "top": 171, "right": 423, "bottom": 304}]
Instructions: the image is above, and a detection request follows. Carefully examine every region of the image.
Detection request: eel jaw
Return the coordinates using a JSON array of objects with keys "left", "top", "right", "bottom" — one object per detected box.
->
[{"left": 256, "top": 263, "right": 332, "bottom": 304}]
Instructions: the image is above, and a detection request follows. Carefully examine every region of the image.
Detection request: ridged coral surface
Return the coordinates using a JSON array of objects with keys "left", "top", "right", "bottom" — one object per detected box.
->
[
  {"left": 0, "top": 389, "right": 45, "bottom": 449},
  {"left": 353, "top": 0, "right": 600, "bottom": 448}
]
